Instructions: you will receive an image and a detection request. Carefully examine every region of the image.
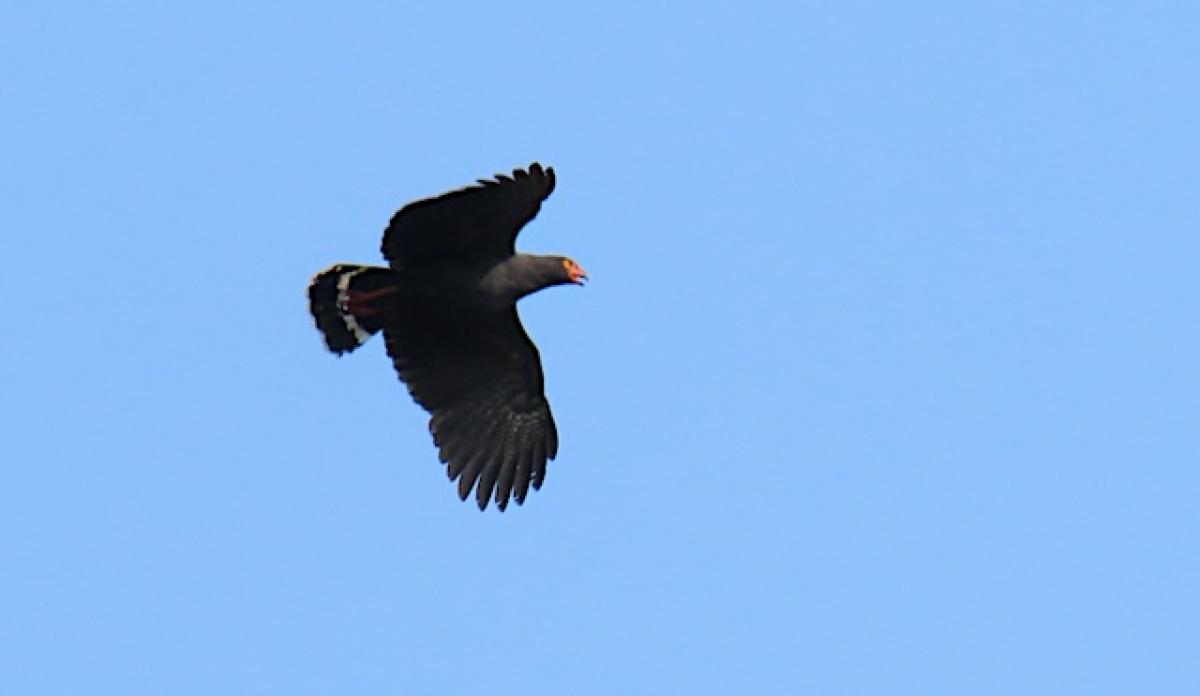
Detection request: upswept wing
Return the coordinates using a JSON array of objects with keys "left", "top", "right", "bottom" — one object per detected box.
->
[{"left": 382, "top": 163, "right": 556, "bottom": 266}]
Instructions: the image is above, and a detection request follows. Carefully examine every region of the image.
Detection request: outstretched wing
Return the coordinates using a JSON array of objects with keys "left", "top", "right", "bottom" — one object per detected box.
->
[
  {"left": 383, "top": 302, "right": 559, "bottom": 510},
  {"left": 382, "top": 163, "right": 556, "bottom": 267}
]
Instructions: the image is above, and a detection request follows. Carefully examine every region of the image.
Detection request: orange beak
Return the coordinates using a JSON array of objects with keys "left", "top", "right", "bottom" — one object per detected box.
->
[{"left": 569, "top": 262, "right": 589, "bottom": 285}]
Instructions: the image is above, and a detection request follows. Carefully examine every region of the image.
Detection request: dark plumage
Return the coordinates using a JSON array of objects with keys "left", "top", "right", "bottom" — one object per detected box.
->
[{"left": 307, "top": 163, "right": 585, "bottom": 510}]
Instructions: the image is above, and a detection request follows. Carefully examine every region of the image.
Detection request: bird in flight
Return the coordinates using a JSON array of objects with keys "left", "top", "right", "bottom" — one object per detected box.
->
[{"left": 307, "top": 163, "right": 585, "bottom": 511}]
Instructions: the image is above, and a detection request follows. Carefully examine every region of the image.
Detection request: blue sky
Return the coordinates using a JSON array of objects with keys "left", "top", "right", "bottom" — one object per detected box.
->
[{"left": 2, "top": 2, "right": 1197, "bottom": 694}]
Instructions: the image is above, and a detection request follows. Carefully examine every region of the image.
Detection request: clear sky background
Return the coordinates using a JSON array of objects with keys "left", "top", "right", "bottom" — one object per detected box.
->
[{"left": 2, "top": 2, "right": 1197, "bottom": 694}]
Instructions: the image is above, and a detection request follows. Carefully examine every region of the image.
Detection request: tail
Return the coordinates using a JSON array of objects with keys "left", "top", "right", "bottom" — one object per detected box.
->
[{"left": 307, "top": 264, "right": 398, "bottom": 355}]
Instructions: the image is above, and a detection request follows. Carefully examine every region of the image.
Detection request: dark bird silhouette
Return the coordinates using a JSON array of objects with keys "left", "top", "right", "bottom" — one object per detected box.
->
[{"left": 308, "top": 163, "right": 585, "bottom": 510}]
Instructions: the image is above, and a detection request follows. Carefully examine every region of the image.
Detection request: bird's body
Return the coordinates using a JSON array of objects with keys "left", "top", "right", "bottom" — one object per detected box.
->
[{"left": 307, "top": 164, "right": 584, "bottom": 510}]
